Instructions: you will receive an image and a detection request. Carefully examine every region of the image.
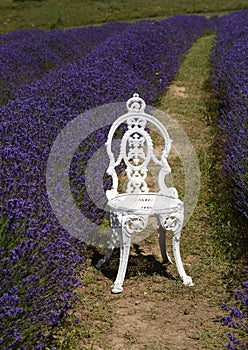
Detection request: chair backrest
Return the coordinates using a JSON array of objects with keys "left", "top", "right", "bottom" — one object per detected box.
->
[{"left": 105, "top": 93, "right": 178, "bottom": 200}]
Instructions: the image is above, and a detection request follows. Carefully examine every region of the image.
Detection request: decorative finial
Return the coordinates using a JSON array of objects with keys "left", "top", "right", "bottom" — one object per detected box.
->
[{"left": 126, "top": 93, "right": 146, "bottom": 113}]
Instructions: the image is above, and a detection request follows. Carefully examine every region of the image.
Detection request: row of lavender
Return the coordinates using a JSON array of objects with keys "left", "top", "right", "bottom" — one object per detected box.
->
[
  {"left": 222, "top": 269, "right": 248, "bottom": 350},
  {"left": 210, "top": 10, "right": 248, "bottom": 220},
  {"left": 0, "top": 16, "right": 212, "bottom": 349},
  {"left": 0, "top": 22, "right": 129, "bottom": 104},
  {"left": 210, "top": 10, "right": 248, "bottom": 350},
  {"left": 0, "top": 22, "right": 130, "bottom": 350}
]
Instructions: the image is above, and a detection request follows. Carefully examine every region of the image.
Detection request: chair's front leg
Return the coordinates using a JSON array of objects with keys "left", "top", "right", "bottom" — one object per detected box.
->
[
  {"left": 160, "top": 210, "right": 194, "bottom": 286},
  {"left": 111, "top": 214, "right": 148, "bottom": 293},
  {"left": 111, "top": 224, "right": 131, "bottom": 294}
]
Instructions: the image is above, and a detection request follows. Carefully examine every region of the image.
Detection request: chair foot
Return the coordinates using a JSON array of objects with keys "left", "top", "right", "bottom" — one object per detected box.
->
[
  {"left": 95, "top": 258, "right": 105, "bottom": 269},
  {"left": 111, "top": 283, "right": 123, "bottom": 294},
  {"left": 95, "top": 245, "right": 115, "bottom": 269},
  {"left": 183, "top": 275, "right": 194, "bottom": 286},
  {"left": 162, "top": 255, "right": 173, "bottom": 265}
]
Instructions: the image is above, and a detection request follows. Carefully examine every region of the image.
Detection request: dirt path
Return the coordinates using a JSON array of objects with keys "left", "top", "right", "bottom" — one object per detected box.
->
[
  {"left": 52, "top": 34, "right": 232, "bottom": 350},
  {"left": 75, "top": 228, "right": 228, "bottom": 350}
]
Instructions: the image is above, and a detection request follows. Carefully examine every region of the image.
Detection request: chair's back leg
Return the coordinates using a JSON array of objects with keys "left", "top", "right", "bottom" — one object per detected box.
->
[
  {"left": 157, "top": 216, "right": 172, "bottom": 264},
  {"left": 95, "top": 231, "right": 117, "bottom": 269},
  {"left": 96, "top": 211, "right": 119, "bottom": 269}
]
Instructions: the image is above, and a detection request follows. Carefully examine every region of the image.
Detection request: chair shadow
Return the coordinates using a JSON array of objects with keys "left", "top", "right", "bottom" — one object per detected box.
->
[{"left": 87, "top": 244, "right": 176, "bottom": 282}]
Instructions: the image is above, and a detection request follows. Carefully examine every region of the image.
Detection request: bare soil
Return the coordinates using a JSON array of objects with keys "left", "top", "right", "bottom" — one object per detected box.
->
[{"left": 74, "top": 234, "right": 229, "bottom": 350}]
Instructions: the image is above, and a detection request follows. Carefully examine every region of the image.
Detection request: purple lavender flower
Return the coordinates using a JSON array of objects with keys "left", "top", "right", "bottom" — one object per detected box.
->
[
  {"left": 210, "top": 10, "right": 248, "bottom": 219},
  {"left": 222, "top": 267, "right": 248, "bottom": 349}
]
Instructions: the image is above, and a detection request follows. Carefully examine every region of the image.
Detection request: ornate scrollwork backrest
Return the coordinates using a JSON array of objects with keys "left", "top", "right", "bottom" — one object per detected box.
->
[{"left": 106, "top": 93, "right": 178, "bottom": 199}]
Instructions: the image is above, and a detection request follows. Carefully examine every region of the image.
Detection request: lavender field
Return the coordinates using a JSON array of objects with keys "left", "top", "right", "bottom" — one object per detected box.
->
[
  {"left": 0, "top": 10, "right": 247, "bottom": 350},
  {"left": 210, "top": 10, "right": 248, "bottom": 220},
  {"left": 210, "top": 11, "right": 248, "bottom": 350}
]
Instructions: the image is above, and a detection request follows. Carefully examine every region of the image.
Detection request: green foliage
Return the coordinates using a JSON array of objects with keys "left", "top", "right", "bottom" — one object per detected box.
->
[
  {"left": 13, "top": 0, "right": 45, "bottom": 3},
  {"left": 1, "top": 0, "right": 248, "bottom": 33}
]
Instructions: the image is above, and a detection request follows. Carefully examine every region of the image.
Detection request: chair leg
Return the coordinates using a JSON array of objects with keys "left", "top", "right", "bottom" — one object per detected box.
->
[
  {"left": 172, "top": 232, "right": 194, "bottom": 286},
  {"left": 95, "top": 228, "right": 118, "bottom": 269},
  {"left": 95, "top": 211, "right": 119, "bottom": 269},
  {"left": 159, "top": 211, "right": 194, "bottom": 286},
  {"left": 111, "top": 225, "right": 131, "bottom": 294},
  {"left": 171, "top": 211, "right": 194, "bottom": 286},
  {"left": 157, "top": 218, "right": 172, "bottom": 264}
]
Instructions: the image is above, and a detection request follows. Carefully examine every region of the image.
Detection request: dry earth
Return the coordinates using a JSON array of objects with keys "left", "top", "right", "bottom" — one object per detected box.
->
[{"left": 74, "top": 233, "right": 229, "bottom": 350}]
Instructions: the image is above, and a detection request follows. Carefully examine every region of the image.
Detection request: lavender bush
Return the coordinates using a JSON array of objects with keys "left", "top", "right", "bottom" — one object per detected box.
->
[
  {"left": 222, "top": 268, "right": 248, "bottom": 350},
  {"left": 0, "top": 22, "right": 129, "bottom": 104},
  {"left": 1, "top": 16, "right": 212, "bottom": 348},
  {"left": 210, "top": 10, "right": 248, "bottom": 219},
  {"left": 210, "top": 12, "right": 248, "bottom": 348}
]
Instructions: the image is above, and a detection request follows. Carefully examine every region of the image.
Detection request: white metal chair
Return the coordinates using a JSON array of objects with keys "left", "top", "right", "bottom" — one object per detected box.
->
[{"left": 96, "top": 93, "right": 194, "bottom": 293}]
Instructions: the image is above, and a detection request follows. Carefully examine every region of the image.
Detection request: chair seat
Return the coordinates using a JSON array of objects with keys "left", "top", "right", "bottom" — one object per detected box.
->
[{"left": 108, "top": 192, "right": 183, "bottom": 215}]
